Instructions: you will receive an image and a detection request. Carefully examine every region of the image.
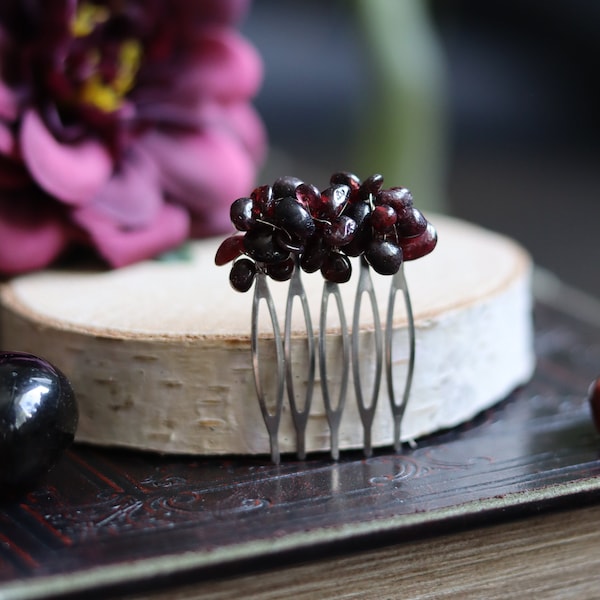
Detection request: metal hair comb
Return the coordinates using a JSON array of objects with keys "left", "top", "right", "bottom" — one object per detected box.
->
[{"left": 215, "top": 171, "right": 437, "bottom": 463}]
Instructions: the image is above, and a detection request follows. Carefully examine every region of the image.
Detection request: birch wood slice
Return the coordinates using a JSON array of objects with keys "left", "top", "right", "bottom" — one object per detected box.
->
[{"left": 0, "top": 215, "right": 535, "bottom": 456}]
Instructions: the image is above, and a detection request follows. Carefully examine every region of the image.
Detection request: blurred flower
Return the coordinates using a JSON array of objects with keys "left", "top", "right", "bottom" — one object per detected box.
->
[{"left": 0, "top": 0, "right": 265, "bottom": 274}]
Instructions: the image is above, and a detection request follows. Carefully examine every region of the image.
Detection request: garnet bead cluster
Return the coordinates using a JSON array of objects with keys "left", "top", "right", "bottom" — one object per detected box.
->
[{"left": 215, "top": 172, "right": 437, "bottom": 292}]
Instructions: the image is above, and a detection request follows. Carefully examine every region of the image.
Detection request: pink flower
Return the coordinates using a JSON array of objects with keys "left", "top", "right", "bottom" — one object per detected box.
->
[{"left": 0, "top": 0, "right": 266, "bottom": 274}]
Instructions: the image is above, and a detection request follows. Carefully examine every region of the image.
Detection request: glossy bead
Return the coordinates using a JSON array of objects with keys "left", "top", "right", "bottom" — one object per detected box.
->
[
  {"left": 272, "top": 175, "right": 303, "bottom": 199},
  {"left": 273, "top": 196, "right": 316, "bottom": 242},
  {"left": 214, "top": 234, "right": 244, "bottom": 266},
  {"left": 229, "top": 258, "right": 257, "bottom": 292},
  {"left": 243, "top": 225, "right": 290, "bottom": 265},
  {"left": 321, "top": 251, "right": 352, "bottom": 283},
  {"left": 323, "top": 215, "right": 357, "bottom": 247},
  {"left": 230, "top": 197, "right": 254, "bottom": 231},
  {"left": 0, "top": 352, "right": 78, "bottom": 487},
  {"left": 399, "top": 222, "right": 438, "bottom": 260},
  {"left": 365, "top": 239, "right": 403, "bottom": 275}
]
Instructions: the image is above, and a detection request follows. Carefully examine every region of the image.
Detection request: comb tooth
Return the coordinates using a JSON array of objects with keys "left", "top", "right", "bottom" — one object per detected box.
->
[
  {"left": 385, "top": 263, "right": 416, "bottom": 453},
  {"left": 352, "top": 258, "right": 383, "bottom": 458},
  {"left": 251, "top": 270, "right": 285, "bottom": 464},
  {"left": 284, "top": 259, "right": 315, "bottom": 461},
  {"left": 319, "top": 281, "right": 350, "bottom": 461}
]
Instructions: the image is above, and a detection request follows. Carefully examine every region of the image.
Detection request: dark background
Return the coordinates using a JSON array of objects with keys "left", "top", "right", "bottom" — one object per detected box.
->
[{"left": 242, "top": 1, "right": 600, "bottom": 298}]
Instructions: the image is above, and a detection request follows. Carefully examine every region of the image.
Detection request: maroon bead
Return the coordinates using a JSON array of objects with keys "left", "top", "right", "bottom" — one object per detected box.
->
[
  {"left": 230, "top": 197, "right": 254, "bottom": 231},
  {"left": 376, "top": 187, "right": 413, "bottom": 215},
  {"left": 251, "top": 184, "right": 275, "bottom": 218},
  {"left": 330, "top": 171, "right": 361, "bottom": 191},
  {"left": 399, "top": 222, "right": 438, "bottom": 261},
  {"left": 295, "top": 182, "right": 321, "bottom": 213},
  {"left": 395, "top": 207, "right": 428, "bottom": 238},
  {"left": 266, "top": 256, "right": 296, "bottom": 282},
  {"left": 229, "top": 258, "right": 257, "bottom": 292},
  {"left": 365, "top": 239, "right": 403, "bottom": 275},
  {"left": 215, "top": 234, "right": 245, "bottom": 266},
  {"left": 272, "top": 175, "right": 303, "bottom": 199},
  {"left": 323, "top": 215, "right": 357, "bottom": 247},
  {"left": 371, "top": 205, "right": 397, "bottom": 233},
  {"left": 321, "top": 251, "right": 352, "bottom": 283},
  {"left": 359, "top": 174, "right": 384, "bottom": 199}
]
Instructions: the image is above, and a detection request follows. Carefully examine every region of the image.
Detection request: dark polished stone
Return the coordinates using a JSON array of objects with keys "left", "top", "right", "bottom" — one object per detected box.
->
[{"left": 0, "top": 352, "right": 78, "bottom": 487}]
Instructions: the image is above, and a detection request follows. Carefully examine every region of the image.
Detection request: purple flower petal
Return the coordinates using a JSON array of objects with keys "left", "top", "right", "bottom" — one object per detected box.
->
[
  {"left": 0, "top": 193, "right": 71, "bottom": 274},
  {"left": 0, "top": 81, "right": 17, "bottom": 120},
  {"left": 87, "top": 146, "right": 162, "bottom": 229},
  {"left": 187, "top": 28, "right": 263, "bottom": 101},
  {"left": 72, "top": 202, "right": 190, "bottom": 268},
  {"left": 20, "top": 109, "right": 113, "bottom": 205},
  {"left": 0, "top": 121, "right": 17, "bottom": 157},
  {"left": 140, "top": 127, "right": 257, "bottom": 234}
]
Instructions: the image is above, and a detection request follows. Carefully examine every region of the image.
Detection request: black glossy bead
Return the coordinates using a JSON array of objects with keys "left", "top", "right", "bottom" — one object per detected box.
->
[{"left": 0, "top": 352, "right": 78, "bottom": 487}]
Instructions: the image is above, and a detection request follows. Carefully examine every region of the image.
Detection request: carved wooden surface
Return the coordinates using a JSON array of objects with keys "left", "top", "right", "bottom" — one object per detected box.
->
[{"left": 0, "top": 302, "right": 599, "bottom": 599}]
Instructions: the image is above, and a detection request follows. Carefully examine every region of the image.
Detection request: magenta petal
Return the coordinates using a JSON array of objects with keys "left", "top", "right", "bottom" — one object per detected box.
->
[
  {"left": 0, "top": 82, "right": 18, "bottom": 120},
  {"left": 88, "top": 147, "right": 162, "bottom": 229},
  {"left": 20, "top": 109, "right": 113, "bottom": 205},
  {"left": 187, "top": 29, "right": 263, "bottom": 101},
  {"left": 0, "top": 121, "right": 18, "bottom": 157},
  {"left": 72, "top": 202, "right": 190, "bottom": 268},
  {"left": 220, "top": 102, "right": 267, "bottom": 165},
  {"left": 140, "top": 128, "right": 256, "bottom": 232},
  {"left": 0, "top": 194, "right": 71, "bottom": 274}
]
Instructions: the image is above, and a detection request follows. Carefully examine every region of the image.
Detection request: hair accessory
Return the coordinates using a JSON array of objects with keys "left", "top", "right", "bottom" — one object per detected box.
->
[{"left": 215, "top": 172, "right": 437, "bottom": 463}]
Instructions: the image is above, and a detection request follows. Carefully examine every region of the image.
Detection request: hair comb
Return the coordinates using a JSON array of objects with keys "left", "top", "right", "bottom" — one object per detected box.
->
[{"left": 215, "top": 172, "right": 437, "bottom": 463}]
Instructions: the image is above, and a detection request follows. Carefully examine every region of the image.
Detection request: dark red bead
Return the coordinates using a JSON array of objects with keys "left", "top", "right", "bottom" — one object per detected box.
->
[
  {"left": 359, "top": 174, "right": 384, "bottom": 199},
  {"left": 251, "top": 184, "right": 275, "bottom": 218},
  {"left": 323, "top": 215, "right": 357, "bottom": 247},
  {"left": 399, "top": 222, "right": 438, "bottom": 260},
  {"left": 215, "top": 234, "right": 245, "bottom": 266},
  {"left": 229, "top": 258, "right": 257, "bottom": 292},
  {"left": 230, "top": 197, "right": 254, "bottom": 231},
  {"left": 365, "top": 239, "right": 403, "bottom": 275},
  {"left": 371, "top": 205, "right": 397, "bottom": 233},
  {"left": 272, "top": 175, "right": 303, "bottom": 199},
  {"left": 266, "top": 257, "right": 296, "bottom": 282},
  {"left": 395, "top": 207, "right": 428, "bottom": 238},
  {"left": 321, "top": 251, "right": 352, "bottom": 283},
  {"left": 316, "top": 184, "right": 350, "bottom": 219},
  {"left": 376, "top": 187, "right": 413, "bottom": 215},
  {"left": 273, "top": 196, "right": 315, "bottom": 242},
  {"left": 300, "top": 235, "right": 327, "bottom": 273},
  {"left": 243, "top": 226, "right": 290, "bottom": 264},
  {"left": 330, "top": 171, "right": 361, "bottom": 191}
]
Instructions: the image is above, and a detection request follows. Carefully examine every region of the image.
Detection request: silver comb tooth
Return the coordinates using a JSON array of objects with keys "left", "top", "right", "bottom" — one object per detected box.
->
[
  {"left": 251, "top": 269, "right": 285, "bottom": 464},
  {"left": 284, "top": 259, "right": 315, "bottom": 460},
  {"left": 352, "top": 257, "right": 383, "bottom": 458},
  {"left": 385, "top": 262, "right": 416, "bottom": 452},
  {"left": 251, "top": 257, "right": 415, "bottom": 463},
  {"left": 319, "top": 280, "right": 350, "bottom": 460}
]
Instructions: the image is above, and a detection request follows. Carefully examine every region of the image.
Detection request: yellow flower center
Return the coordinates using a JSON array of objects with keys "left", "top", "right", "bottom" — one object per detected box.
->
[{"left": 70, "top": 3, "right": 142, "bottom": 113}]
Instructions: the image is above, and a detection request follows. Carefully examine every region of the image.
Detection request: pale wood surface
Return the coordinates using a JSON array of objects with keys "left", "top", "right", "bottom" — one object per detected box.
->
[{"left": 0, "top": 215, "right": 535, "bottom": 455}]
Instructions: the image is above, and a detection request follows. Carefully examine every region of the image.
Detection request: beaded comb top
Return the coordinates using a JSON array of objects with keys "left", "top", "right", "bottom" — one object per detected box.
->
[{"left": 215, "top": 171, "right": 437, "bottom": 462}]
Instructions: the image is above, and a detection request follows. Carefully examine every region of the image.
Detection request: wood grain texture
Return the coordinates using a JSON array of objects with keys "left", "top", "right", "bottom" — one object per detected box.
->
[
  {"left": 0, "top": 216, "right": 535, "bottom": 455},
  {"left": 123, "top": 503, "right": 600, "bottom": 600}
]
